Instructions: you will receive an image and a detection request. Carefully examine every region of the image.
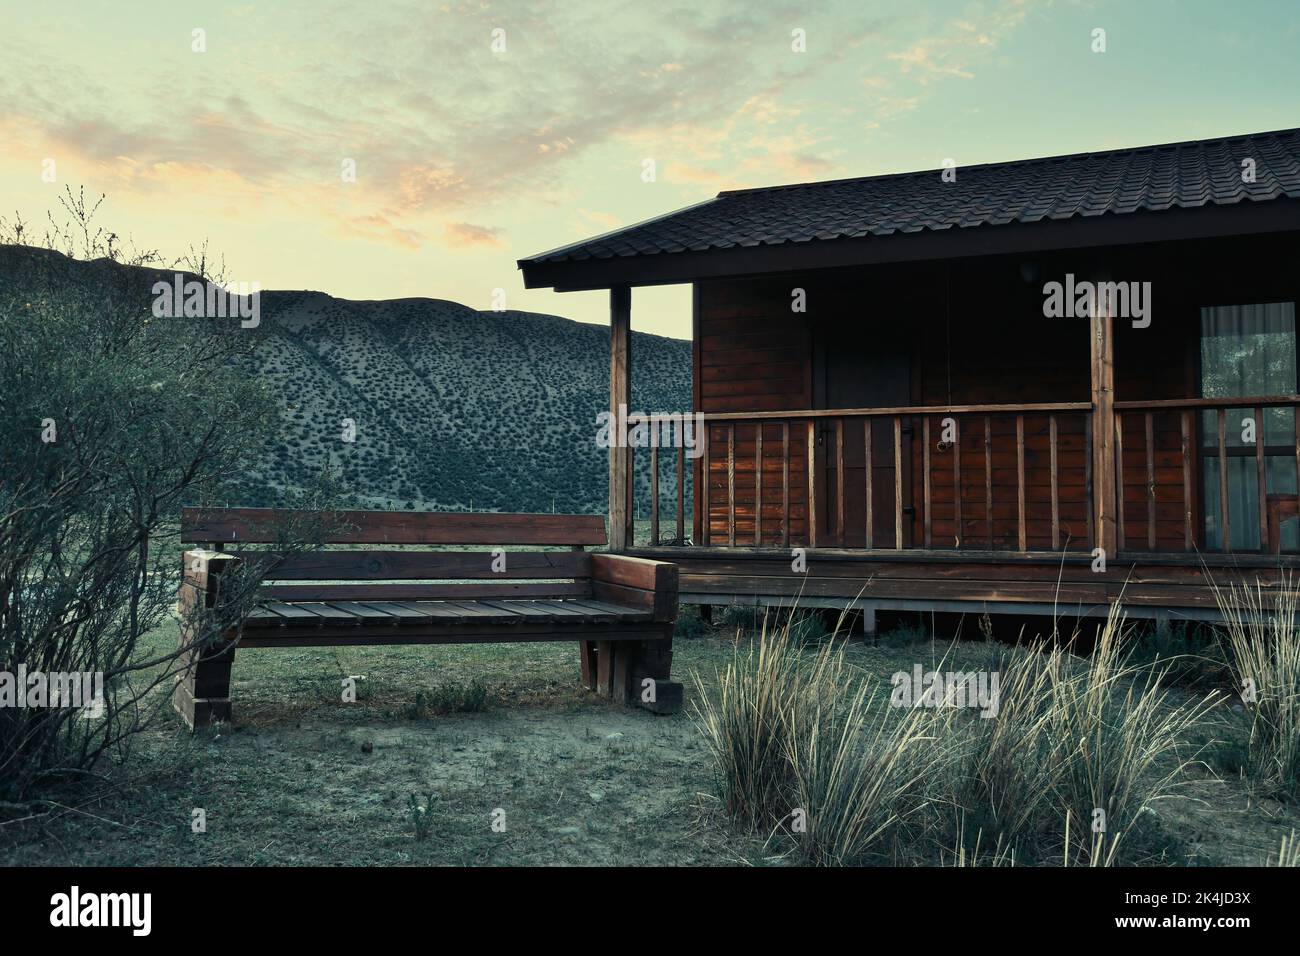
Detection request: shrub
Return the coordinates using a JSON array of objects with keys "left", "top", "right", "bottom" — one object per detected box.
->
[
  {"left": 1214, "top": 575, "right": 1300, "bottom": 797},
  {"left": 0, "top": 193, "right": 277, "bottom": 801}
]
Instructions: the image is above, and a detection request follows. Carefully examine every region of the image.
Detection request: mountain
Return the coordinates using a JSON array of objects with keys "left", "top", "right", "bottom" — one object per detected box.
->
[
  {"left": 0, "top": 245, "right": 693, "bottom": 516},
  {"left": 246, "top": 290, "right": 692, "bottom": 514}
]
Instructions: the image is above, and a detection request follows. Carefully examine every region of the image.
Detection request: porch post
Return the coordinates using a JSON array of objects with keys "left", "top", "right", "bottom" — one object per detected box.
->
[
  {"left": 1090, "top": 300, "right": 1117, "bottom": 556},
  {"left": 609, "top": 285, "right": 632, "bottom": 551}
]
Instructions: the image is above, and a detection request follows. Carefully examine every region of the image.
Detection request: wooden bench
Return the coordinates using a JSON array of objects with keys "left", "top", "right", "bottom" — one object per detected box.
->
[{"left": 174, "top": 507, "right": 680, "bottom": 728}]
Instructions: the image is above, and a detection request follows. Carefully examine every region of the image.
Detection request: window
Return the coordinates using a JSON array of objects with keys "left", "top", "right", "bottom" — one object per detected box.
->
[{"left": 1199, "top": 302, "right": 1297, "bottom": 551}]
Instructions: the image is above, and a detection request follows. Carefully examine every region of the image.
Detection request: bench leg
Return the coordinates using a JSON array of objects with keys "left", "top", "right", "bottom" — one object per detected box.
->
[
  {"left": 578, "top": 640, "right": 598, "bottom": 691},
  {"left": 627, "top": 635, "right": 683, "bottom": 715},
  {"left": 584, "top": 635, "right": 683, "bottom": 715},
  {"left": 173, "top": 635, "right": 236, "bottom": 730}
]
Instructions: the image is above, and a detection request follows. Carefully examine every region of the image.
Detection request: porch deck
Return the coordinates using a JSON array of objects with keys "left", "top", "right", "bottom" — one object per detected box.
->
[{"left": 629, "top": 396, "right": 1300, "bottom": 622}]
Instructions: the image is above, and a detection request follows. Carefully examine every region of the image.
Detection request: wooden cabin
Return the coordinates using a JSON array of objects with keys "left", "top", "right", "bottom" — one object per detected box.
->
[{"left": 519, "top": 128, "right": 1300, "bottom": 627}]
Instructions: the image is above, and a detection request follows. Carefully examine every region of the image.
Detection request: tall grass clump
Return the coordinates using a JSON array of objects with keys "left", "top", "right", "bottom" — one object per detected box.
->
[
  {"left": 694, "top": 613, "right": 810, "bottom": 830},
  {"left": 954, "top": 605, "right": 1219, "bottom": 865},
  {"left": 1214, "top": 576, "right": 1300, "bottom": 797},
  {"left": 695, "top": 610, "right": 946, "bottom": 863}
]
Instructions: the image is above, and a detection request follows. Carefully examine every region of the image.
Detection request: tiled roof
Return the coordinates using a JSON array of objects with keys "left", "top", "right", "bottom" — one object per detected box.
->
[{"left": 521, "top": 128, "right": 1300, "bottom": 266}]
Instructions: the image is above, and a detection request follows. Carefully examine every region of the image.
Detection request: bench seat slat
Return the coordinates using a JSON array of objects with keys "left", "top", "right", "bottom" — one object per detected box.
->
[
  {"left": 565, "top": 598, "right": 654, "bottom": 622},
  {"left": 323, "top": 601, "right": 400, "bottom": 621},
  {"left": 355, "top": 601, "right": 429, "bottom": 621},
  {"left": 291, "top": 602, "right": 362, "bottom": 623},
  {"left": 263, "top": 601, "right": 331, "bottom": 622},
  {"left": 440, "top": 600, "right": 523, "bottom": 622}
]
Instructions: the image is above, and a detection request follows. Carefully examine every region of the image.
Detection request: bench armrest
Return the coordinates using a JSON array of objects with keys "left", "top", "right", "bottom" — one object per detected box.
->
[
  {"left": 590, "top": 554, "right": 678, "bottom": 623},
  {"left": 181, "top": 550, "right": 242, "bottom": 611}
]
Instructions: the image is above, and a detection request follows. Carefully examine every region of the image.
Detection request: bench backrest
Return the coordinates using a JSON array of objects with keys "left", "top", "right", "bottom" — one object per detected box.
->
[{"left": 181, "top": 507, "right": 608, "bottom": 602}]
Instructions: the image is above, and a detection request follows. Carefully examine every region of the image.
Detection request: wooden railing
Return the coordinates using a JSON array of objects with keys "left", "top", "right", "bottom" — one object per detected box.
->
[
  {"left": 640, "top": 402, "right": 1094, "bottom": 552},
  {"left": 634, "top": 395, "right": 1300, "bottom": 556},
  {"left": 1113, "top": 395, "right": 1300, "bottom": 554}
]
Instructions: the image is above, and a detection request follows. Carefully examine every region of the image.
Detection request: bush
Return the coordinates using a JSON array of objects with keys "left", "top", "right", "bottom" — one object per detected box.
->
[
  {"left": 1214, "top": 575, "right": 1300, "bottom": 798},
  {"left": 0, "top": 192, "right": 276, "bottom": 801}
]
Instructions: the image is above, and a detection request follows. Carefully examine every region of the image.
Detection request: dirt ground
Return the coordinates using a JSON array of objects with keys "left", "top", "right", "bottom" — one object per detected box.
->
[{"left": 2, "top": 619, "right": 1296, "bottom": 866}]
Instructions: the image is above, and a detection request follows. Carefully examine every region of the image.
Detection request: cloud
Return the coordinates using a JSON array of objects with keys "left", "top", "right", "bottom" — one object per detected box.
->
[{"left": 443, "top": 221, "right": 506, "bottom": 248}]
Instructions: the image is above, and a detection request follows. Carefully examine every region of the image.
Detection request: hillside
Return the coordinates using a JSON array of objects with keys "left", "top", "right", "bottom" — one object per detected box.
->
[
  {"left": 0, "top": 245, "right": 692, "bottom": 517},
  {"left": 247, "top": 290, "right": 692, "bottom": 514}
]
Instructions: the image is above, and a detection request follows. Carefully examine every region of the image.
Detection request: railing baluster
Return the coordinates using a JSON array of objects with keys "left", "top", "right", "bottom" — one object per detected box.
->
[
  {"left": 1085, "top": 413, "right": 1095, "bottom": 550},
  {"left": 864, "top": 418, "right": 874, "bottom": 550},
  {"left": 650, "top": 442, "right": 659, "bottom": 547},
  {"left": 1180, "top": 411, "right": 1192, "bottom": 550},
  {"left": 1218, "top": 408, "right": 1230, "bottom": 552},
  {"left": 835, "top": 417, "right": 845, "bottom": 547},
  {"left": 701, "top": 424, "right": 711, "bottom": 547},
  {"left": 953, "top": 415, "right": 962, "bottom": 549},
  {"left": 755, "top": 423, "right": 763, "bottom": 546},
  {"left": 782, "top": 422, "right": 790, "bottom": 548},
  {"left": 727, "top": 424, "right": 736, "bottom": 548},
  {"left": 807, "top": 420, "right": 818, "bottom": 548},
  {"left": 1257, "top": 406, "right": 1268, "bottom": 552},
  {"left": 894, "top": 416, "right": 904, "bottom": 550},
  {"left": 1115, "top": 411, "right": 1126, "bottom": 552},
  {"left": 923, "top": 417, "right": 932, "bottom": 549},
  {"left": 1049, "top": 414, "right": 1060, "bottom": 550},
  {"left": 676, "top": 444, "right": 685, "bottom": 546},
  {"left": 984, "top": 415, "right": 993, "bottom": 550},
  {"left": 1145, "top": 412, "right": 1156, "bottom": 551},
  {"left": 1016, "top": 413, "right": 1027, "bottom": 552},
  {"left": 626, "top": 445, "right": 635, "bottom": 545}
]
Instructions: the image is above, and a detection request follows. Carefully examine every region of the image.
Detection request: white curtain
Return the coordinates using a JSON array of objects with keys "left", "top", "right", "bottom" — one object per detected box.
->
[{"left": 1201, "top": 302, "right": 1297, "bottom": 550}]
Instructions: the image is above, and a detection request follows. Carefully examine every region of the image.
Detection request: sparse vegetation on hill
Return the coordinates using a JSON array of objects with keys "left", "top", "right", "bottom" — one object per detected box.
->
[
  {"left": 0, "top": 244, "right": 692, "bottom": 516},
  {"left": 245, "top": 290, "right": 692, "bottom": 514}
]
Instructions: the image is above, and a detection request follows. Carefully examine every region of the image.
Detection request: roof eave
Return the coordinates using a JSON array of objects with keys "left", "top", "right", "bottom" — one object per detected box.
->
[{"left": 519, "top": 197, "right": 1300, "bottom": 292}]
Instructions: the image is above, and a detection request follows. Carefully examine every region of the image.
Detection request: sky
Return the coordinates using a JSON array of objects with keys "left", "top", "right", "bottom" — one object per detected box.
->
[{"left": 1, "top": 0, "right": 1298, "bottom": 339}]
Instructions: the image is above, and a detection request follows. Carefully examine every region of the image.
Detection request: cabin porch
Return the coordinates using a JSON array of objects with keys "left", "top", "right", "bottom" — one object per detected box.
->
[{"left": 617, "top": 237, "right": 1300, "bottom": 622}]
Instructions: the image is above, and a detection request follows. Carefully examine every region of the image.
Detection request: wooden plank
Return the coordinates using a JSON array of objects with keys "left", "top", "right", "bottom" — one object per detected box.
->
[
  {"left": 1181, "top": 411, "right": 1194, "bottom": 550},
  {"left": 650, "top": 442, "right": 659, "bottom": 546},
  {"left": 391, "top": 601, "right": 478, "bottom": 619},
  {"left": 923, "top": 417, "right": 932, "bottom": 550},
  {"left": 727, "top": 423, "right": 736, "bottom": 547},
  {"left": 591, "top": 553, "right": 677, "bottom": 592},
  {"left": 755, "top": 423, "right": 763, "bottom": 545},
  {"left": 261, "top": 582, "right": 590, "bottom": 601},
  {"left": 181, "top": 507, "right": 607, "bottom": 546},
  {"left": 835, "top": 418, "right": 845, "bottom": 548},
  {"left": 1257, "top": 405, "right": 1269, "bottom": 552},
  {"left": 1115, "top": 411, "right": 1126, "bottom": 552},
  {"left": 608, "top": 285, "right": 631, "bottom": 551},
  {"left": 952, "top": 416, "right": 962, "bottom": 549},
  {"left": 1016, "top": 414, "right": 1027, "bottom": 552},
  {"left": 781, "top": 422, "right": 790, "bottom": 548},
  {"left": 701, "top": 401, "right": 1092, "bottom": 421},
  {"left": 894, "top": 416, "right": 904, "bottom": 550},
  {"left": 323, "top": 601, "right": 400, "bottom": 622},
  {"left": 1090, "top": 307, "right": 1117, "bottom": 555},
  {"left": 564, "top": 598, "right": 653, "bottom": 621},
  {"left": 1146, "top": 412, "right": 1157, "bottom": 551},
  {"left": 263, "top": 601, "right": 328, "bottom": 623},
  {"left": 807, "top": 420, "right": 818, "bottom": 548},
  {"left": 288, "top": 602, "right": 361, "bottom": 623},
  {"left": 864, "top": 417, "right": 874, "bottom": 550},
  {"left": 676, "top": 445, "right": 685, "bottom": 545},
  {"left": 357, "top": 601, "right": 430, "bottom": 622},
  {"left": 701, "top": 422, "right": 711, "bottom": 546},
  {"left": 984, "top": 415, "right": 993, "bottom": 550},
  {"left": 1218, "top": 408, "right": 1230, "bottom": 552},
  {"left": 443, "top": 600, "right": 525, "bottom": 621},
  {"left": 240, "top": 549, "right": 591, "bottom": 581},
  {"left": 1050, "top": 414, "right": 1060, "bottom": 550},
  {"left": 1084, "top": 413, "right": 1095, "bottom": 549},
  {"left": 237, "top": 624, "right": 673, "bottom": 650}
]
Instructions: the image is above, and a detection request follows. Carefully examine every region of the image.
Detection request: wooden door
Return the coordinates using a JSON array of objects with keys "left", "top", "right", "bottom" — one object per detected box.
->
[{"left": 814, "top": 319, "right": 913, "bottom": 548}]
